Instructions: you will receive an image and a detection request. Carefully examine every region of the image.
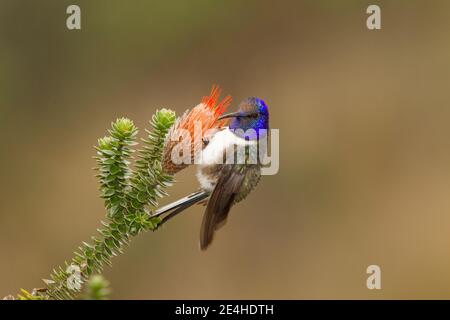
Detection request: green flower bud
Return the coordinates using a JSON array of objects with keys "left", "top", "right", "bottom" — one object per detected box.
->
[
  {"left": 154, "top": 109, "right": 176, "bottom": 128},
  {"left": 97, "top": 136, "right": 114, "bottom": 150},
  {"left": 112, "top": 118, "right": 136, "bottom": 138}
]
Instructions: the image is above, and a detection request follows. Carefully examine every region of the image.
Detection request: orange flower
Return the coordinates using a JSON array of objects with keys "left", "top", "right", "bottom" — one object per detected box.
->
[{"left": 163, "top": 85, "right": 232, "bottom": 174}]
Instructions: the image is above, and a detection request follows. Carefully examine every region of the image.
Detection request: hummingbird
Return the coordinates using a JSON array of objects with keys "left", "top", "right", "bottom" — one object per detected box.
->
[{"left": 153, "top": 97, "right": 269, "bottom": 250}]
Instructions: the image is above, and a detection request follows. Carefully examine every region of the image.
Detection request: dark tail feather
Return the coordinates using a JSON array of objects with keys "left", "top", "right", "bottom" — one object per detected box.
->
[{"left": 151, "top": 190, "right": 209, "bottom": 222}]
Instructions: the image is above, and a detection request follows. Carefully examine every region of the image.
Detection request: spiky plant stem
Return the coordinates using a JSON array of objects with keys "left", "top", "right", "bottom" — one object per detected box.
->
[{"left": 21, "top": 109, "right": 176, "bottom": 300}]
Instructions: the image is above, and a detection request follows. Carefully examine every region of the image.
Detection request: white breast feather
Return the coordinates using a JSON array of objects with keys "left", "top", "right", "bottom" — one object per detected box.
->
[
  {"left": 196, "top": 128, "right": 256, "bottom": 191},
  {"left": 200, "top": 128, "right": 256, "bottom": 165}
]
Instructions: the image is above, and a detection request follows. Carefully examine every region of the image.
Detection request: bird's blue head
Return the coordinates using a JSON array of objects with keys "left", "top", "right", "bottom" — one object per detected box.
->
[{"left": 218, "top": 97, "right": 269, "bottom": 140}]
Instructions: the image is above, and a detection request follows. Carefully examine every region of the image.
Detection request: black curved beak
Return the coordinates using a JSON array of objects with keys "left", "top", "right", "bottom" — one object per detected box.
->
[{"left": 218, "top": 111, "right": 256, "bottom": 120}]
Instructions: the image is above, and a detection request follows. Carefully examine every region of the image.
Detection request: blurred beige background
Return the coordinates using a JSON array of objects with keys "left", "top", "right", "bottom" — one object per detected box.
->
[{"left": 1, "top": 0, "right": 450, "bottom": 299}]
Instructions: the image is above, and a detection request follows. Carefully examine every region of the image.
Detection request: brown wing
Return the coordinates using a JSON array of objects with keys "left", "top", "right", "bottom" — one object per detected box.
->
[
  {"left": 233, "top": 165, "right": 261, "bottom": 204},
  {"left": 200, "top": 165, "right": 245, "bottom": 250}
]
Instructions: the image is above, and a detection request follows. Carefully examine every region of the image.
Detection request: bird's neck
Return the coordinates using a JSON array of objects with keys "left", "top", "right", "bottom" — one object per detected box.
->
[{"left": 229, "top": 125, "right": 267, "bottom": 141}]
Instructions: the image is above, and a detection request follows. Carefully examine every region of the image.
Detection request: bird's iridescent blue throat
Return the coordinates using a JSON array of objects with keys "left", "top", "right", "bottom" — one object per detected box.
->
[{"left": 218, "top": 97, "right": 269, "bottom": 140}]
